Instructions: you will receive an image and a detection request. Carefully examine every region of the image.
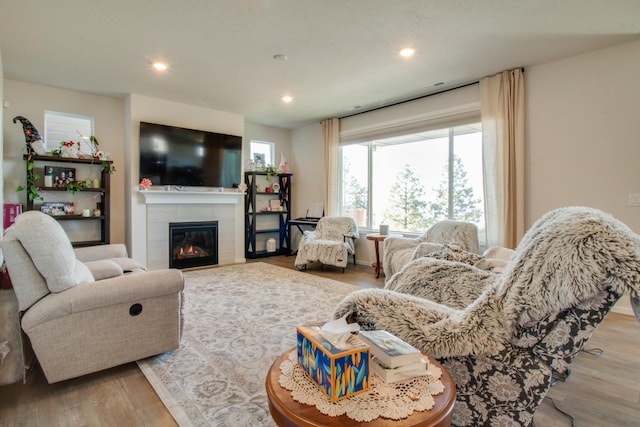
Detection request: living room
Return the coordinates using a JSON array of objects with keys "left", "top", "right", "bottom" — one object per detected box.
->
[{"left": 1, "top": 1, "right": 640, "bottom": 426}]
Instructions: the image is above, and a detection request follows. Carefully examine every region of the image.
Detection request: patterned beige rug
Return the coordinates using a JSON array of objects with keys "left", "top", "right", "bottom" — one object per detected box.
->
[{"left": 137, "top": 262, "right": 359, "bottom": 426}]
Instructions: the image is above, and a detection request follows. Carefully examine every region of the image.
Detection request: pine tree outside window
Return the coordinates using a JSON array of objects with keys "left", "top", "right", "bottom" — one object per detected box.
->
[{"left": 339, "top": 122, "right": 485, "bottom": 243}]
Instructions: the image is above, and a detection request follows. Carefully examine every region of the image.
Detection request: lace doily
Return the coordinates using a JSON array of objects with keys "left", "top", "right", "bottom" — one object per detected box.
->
[{"left": 278, "top": 350, "right": 445, "bottom": 422}]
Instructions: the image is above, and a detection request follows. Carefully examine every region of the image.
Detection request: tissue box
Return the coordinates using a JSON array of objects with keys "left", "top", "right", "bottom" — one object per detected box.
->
[{"left": 296, "top": 324, "right": 370, "bottom": 401}]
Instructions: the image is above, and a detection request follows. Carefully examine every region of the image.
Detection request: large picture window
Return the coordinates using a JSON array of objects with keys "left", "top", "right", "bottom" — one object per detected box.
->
[{"left": 339, "top": 122, "right": 485, "bottom": 240}]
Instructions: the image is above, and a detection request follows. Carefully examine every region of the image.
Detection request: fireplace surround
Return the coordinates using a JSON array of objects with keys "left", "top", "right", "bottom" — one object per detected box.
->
[{"left": 136, "top": 190, "right": 245, "bottom": 271}]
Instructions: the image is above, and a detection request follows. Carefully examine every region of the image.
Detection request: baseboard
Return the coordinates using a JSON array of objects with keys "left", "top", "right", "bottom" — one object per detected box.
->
[{"left": 612, "top": 305, "right": 634, "bottom": 317}]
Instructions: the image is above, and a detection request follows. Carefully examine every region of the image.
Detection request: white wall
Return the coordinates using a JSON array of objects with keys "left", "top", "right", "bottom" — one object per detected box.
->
[
  {"left": 2, "top": 79, "right": 126, "bottom": 243},
  {"left": 125, "top": 94, "right": 245, "bottom": 264},
  {"left": 290, "top": 123, "right": 325, "bottom": 250},
  {"left": 526, "top": 39, "right": 640, "bottom": 315},
  {"left": 526, "top": 39, "right": 640, "bottom": 232}
]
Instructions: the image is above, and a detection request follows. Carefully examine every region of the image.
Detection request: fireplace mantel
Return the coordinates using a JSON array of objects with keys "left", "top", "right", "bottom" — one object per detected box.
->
[{"left": 140, "top": 189, "right": 244, "bottom": 205}]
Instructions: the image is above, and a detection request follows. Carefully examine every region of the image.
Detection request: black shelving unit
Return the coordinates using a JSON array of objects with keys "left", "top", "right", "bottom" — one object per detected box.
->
[
  {"left": 244, "top": 172, "right": 292, "bottom": 258},
  {"left": 24, "top": 154, "right": 111, "bottom": 247}
]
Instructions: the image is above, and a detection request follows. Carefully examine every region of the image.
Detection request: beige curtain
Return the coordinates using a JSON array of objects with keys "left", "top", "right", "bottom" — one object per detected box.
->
[
  {"left": 322, "top": 118, "right": 340, "bottom": 216},
  {"left": 480, "top": 69, "right": 525, "bottom": 249}
]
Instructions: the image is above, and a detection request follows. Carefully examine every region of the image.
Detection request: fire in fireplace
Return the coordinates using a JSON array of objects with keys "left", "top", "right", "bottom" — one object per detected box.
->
[{"left": 169, "top": 221, "right": 218, "bottom": 269}]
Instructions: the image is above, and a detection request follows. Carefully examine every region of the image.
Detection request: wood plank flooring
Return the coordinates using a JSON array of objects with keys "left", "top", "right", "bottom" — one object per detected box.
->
[{"left": 1, "top": 256, "right": 638, "bottom": 426}]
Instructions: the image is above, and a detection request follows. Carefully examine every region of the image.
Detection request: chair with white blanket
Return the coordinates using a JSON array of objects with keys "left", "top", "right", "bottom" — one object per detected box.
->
[{"left": 294, "top": 216, "right": 359, "bottom": 272}]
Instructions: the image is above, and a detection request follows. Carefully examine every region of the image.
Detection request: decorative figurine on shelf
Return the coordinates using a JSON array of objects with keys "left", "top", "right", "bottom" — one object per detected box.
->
[
  {"left": 59, "top": 140, "right": 79, "bottom": 158},
  {"left": 279, "top": 153, "right": 289, "bottom": 173},
  {"left": 13, "top": 115, "right": 46, "bottom": 155}
]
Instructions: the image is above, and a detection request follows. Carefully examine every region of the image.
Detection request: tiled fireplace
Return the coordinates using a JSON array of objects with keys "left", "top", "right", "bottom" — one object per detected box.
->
[{"left": 137, "top": 190, "right": 245, "bottom": 270}]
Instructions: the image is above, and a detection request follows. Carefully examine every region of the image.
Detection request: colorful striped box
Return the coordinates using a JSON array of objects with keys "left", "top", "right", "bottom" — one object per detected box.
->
[{"left": 296, "top": 325, "right": 370, "bottom": 401}]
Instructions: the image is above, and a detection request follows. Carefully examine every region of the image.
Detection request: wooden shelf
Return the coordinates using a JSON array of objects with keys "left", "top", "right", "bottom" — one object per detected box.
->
[
  {"left": 24, "top": 154, "right": 113, "bottom": 166},
  {"left": 50, "top": 215, "right": 104, "bottom": 220},
  {"left": 41, "top": 187, "right": 106, "bottom": 192}
]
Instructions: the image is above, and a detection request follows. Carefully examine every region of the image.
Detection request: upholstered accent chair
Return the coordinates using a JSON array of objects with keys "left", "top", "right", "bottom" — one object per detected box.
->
[
  {"left": 383, "top": 220, "right": 480, "bottom": 280},
  {"left": 294, "top": 216, "right": 359, "bottom": 272},
  {"left": 0, "top": 211, "right": 184, "bottom": 383},
  {"left": 335, "top": 207, "right": 640, "bottom": 426}
]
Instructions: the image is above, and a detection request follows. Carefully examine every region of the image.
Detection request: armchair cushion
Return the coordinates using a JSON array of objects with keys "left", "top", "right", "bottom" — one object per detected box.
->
[
  {"left": 84, "top": 260, "right": 124, "bottom": 281},
  {"left": 0, "top": 236, "right": 49, "bottom": 311},
  {"left": 10, "top": 211, "right": 94, "bottom": 292},
  {"left": 74, "top": 243, "right": 129, "bottom": 261}
]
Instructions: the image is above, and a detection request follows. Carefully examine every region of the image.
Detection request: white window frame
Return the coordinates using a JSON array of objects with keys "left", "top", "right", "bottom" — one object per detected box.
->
[{"left": 249, "top": 140, "right": 275, "bottom": 167}]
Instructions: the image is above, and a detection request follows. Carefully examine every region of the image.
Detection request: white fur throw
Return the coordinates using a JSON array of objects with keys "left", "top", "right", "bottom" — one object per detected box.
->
[
  {"left": 295, "top": 217, "right": 358, "bottom": 269},
  {"left": 382, "top": 220, "right": 480, "bottom": 279},
  {"left": 335, "top": 207, "right": 640, "bottom": 359}
]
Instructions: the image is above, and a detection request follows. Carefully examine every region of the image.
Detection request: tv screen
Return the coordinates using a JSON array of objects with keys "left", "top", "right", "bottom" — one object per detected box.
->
[{"left": 139, "top": 122, "right": 242, "bottom": 188}]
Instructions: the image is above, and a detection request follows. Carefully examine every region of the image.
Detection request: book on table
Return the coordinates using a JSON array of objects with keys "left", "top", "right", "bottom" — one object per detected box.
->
[
  {"left": 358, "top": 330, "right": 422, "bottom": 369},
  {"left": 370, "top": 356, "right": 428, "bottom": 383}
]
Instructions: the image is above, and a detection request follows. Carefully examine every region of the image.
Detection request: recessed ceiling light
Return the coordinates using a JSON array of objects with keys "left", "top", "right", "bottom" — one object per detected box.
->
[
  {"left": 399, "top": 48, "right": 415, "bottom": 58},
  {"left": 281, "top": 95, "right": 293, "bottom": 103},
  {"left": 273, "top": 54, "right": 288, "bottom": 61},
  {"left": 153, "top": 62, "right": 168, "bottom": 71}
]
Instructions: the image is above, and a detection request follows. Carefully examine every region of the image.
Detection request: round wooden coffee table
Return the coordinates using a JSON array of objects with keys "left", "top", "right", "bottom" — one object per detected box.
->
[{"left": 265, "top": 348, "right": 456, "bottom": 426}]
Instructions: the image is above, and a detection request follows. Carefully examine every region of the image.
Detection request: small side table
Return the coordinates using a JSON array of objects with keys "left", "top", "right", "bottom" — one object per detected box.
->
[{"left": 366, "top": 233, "right": 402, "bottom": 278}]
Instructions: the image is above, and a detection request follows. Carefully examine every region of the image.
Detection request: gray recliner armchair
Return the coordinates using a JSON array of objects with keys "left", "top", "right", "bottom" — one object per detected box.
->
[{"left": 0, "top": 211, "right": 184, "bottom": 383}]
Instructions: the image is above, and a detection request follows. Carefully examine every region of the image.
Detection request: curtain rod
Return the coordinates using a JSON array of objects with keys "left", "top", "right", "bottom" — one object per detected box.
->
[
  {"left": 338, "top": 67, "right": 524, "bottom": 120},
  {"left": 339, "top": 80, "right": 479, "bottom": 120}
]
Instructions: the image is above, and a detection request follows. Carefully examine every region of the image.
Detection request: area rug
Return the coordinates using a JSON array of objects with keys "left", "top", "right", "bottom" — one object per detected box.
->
[{"left": 137, "top": 262, "right": 360, "bottom": 426}]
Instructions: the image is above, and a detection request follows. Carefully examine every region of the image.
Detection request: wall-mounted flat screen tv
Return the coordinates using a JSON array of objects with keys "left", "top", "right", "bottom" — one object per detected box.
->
[{"left": 139, "top": 122, "right": 242, "bottom": 188}]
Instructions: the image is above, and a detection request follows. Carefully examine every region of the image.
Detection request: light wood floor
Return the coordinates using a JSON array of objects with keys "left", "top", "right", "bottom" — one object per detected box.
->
[{"left": 1, "top": 256, "right": 639, "bottom": 426}]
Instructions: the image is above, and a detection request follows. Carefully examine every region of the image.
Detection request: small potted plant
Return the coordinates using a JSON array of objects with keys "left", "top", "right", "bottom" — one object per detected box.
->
[{"left": 265, "top": 165, "right": 280, "bottom": 182}]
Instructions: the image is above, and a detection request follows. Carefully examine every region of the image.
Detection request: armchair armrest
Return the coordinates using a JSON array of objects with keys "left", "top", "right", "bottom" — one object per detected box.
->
[
  {"left": 74, "top": 244, "right": 129, "bottom": 262},
  {"left": 21, "top": 269, "right": 184, "bottom": 331},
  {"left": 383, "top": 236, "right": 420, "bottom": 252}
]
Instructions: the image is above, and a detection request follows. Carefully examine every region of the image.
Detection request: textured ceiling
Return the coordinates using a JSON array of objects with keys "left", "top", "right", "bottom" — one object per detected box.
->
[{"left": 1, "top": 0, "right": 639, "bottom": 129}]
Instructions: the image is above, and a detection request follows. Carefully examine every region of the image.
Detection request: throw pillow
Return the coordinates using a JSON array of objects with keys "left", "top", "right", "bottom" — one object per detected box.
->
[{"left": 12, "top": 211, "right": 94, "bottom": 292}]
